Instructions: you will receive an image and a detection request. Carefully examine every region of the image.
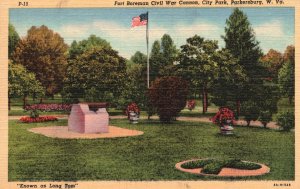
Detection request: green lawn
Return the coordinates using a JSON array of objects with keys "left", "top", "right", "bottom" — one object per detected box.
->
[{"left": 9, "top": 119, "right": 294, "bottom": 181}]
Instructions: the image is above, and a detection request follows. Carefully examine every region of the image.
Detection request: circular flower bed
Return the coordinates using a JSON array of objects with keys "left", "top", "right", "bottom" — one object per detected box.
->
[
  {"left": 19, "top": 116, "right": 58, "bottom": 123},
  {"left": 175, "top": 158, "right": 270, "bottom": 177}
]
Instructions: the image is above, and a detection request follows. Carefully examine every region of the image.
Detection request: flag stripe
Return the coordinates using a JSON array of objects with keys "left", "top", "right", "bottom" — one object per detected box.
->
[{"left": 131, "top": 12, "right": 148, "bottom": 27}]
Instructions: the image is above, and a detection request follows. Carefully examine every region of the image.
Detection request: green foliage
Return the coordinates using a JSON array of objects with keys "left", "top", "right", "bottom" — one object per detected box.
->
[
  {"left": 117, "top": 63, "right": 147, "bottom": 110},
  {"left": 68, "top": 35, "right": 111, "bottom": 59},
  {"left": 182, "top": 158, "right": 262, "bottom": 175},
  {"left": 130, "top": 51, "right": 147, "bottom": 65},
  {"left": 210, "top": 49, "right": 246, "bottom": 108},
  {"left": 278, "top": 61, "right": 294, "bottom": 104},
  {"left": 12, "top": 25, "right": 68, "bottom": 96},
  {"left": 149, "top": 34, "right": 178, "bottom": 82},
  {"left": 29, "top": 109, "right": 39, "bottom": 118},
  {"left": 181, "top": 159, "right": 214, "bottom": 169},
  {"left": 276, "top": 111, "right": 295, "bottom": 131},
  {"left": 223, "top": 8, "right": 264, "bottom": 104},
  {"left": 178, "top": 35, "right": 219, "bottom": 113},
  {"left": 259, "top": 111, "right": 272, "bottom": 128},
  {"left": 148, "top": 76, "right": 189, "bottom": 123},
  {"left": 8, "top": 23, "right": 20, "bottom": 59},
  {"left": 241, "top": 101, "right": 260, "bottom": 126},
  {"left": 8, "top": 63, "right": 44, "bottom": 108},
  {"left": 63, "top": 36, "right": 127, "bottom": 103},
  {"left": 229, "top": 161, "right": 261, "bottom": 170},
  {"left": 223, "top": 8, "right": 262, "bottom": 75},
  {"left": 202, "top": 162, "right": 223, "bottom": 174},
  {"left": 161, "top": 34, "right": 178, "bottom": 66}
]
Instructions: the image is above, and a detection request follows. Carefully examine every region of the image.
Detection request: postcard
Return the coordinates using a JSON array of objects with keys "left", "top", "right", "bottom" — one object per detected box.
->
[{"left": 0, "top": 0, "right": 298, "bottom": 188}]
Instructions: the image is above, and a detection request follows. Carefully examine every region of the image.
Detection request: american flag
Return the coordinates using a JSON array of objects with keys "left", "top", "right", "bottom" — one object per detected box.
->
[{"left": 131, "top": 13, "right": 148, "bottom": 27}]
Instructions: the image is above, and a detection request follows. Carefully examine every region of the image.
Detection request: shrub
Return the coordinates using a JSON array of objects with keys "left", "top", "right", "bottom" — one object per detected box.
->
[
  {"left": 201, "top": 161, "right": 223, "bottom": 174},
  {"left": 187, "top": 100, "right": 196, "bottom": 111},
  {"left": 181, "top": 159, "right": 214, "bottom": 169},
  {"left": 181, "top": 158, "right": 262, "bottom": 175},
  {"left": 276, "top": 111, "right": 295, "bottom": 131},
  {"left": 148, "top": 76, "right": 189, "bottom": 123},
  {"left": 29, "top": 109, "right": 39, "bottom": 118},
  {"left": 241, "top": 101, "right": 260, "bottom": 126},
  {"left": 259, "top": 110, "right": 272, "bottom": 128},
  {"left": 230, "top": 161, "right": 261, "bottom": 170},
  {"left": 20, "top": 116, "right": 58, "bottom": 123}
]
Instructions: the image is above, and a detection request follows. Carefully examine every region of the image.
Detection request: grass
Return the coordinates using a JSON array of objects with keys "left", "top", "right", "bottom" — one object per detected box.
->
[{"left": 9, "top": 118, "right": 294, "bottom": 181}]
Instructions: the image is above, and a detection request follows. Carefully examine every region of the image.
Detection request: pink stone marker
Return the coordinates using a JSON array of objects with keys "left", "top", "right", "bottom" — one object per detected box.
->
[{"left": 68, "top": 103, "right": 109, "bottom": 133}]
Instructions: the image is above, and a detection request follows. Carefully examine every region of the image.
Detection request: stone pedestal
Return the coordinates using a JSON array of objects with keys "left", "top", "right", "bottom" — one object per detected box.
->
[
  {"left": 68, "top": 103, "right": 109, "bottom": 133},
  {"left": 220, "top": 125, "right": 234, "bottom": 135},
  {"left": 129, "top": 111, "right": 139, "bottom": 124}
]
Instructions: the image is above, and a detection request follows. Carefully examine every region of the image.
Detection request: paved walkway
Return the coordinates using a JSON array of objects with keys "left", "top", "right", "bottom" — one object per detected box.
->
[{"left": 9, "top": 114, "right": 282, "bottom": 130}]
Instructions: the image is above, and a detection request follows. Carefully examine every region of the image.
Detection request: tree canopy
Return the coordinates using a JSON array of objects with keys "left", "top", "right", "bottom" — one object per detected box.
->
[
  {"left": 12, "top": 25, "right": 68, "bottom": 96},
  {"left": 63, "top": 35, "right": 127, "bottom": 103},
  {"left": 8, "top": 23, "right": 20, "bottom": 59},
  {"left": 178, "top": 35, "right": 218, "bottom": 113},
  {"left": 8, "top": 62, "right": 44, "bottom": 109}
]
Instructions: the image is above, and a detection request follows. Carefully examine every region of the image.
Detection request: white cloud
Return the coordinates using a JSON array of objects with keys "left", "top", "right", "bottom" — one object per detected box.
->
[
  {"left": 58, "top": 20, "right": 222, "bottom": 58},
  {"left": 254, "top": 20, "right": 284, "bottom": 38},
  {"left": 60, "top": 24, "right": 90, "bottom": 38},
  {"left": 253, "top": 20, "right": 294, "bottom": 53}
]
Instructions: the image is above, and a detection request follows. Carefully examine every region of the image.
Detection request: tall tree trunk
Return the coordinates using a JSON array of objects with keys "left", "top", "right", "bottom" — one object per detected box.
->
[
  {"left": 205, "top": 90, "right": 208, "bottom": 112},
  {"left": 8, "top": 97, "right": 11, "bottom": 111},
  {"left": 236, "top": 100, "right": 240, "bottom": 117},
  {"left": 289, "top": 96, "right": 293, "bottom": 105},
  {"left": 39, "top": 97, "right": 43, "bottom": 104},
  {"left": 23, "top": 95, "right": 27, "bottom": 109},
  {"left": 202, "top": 86, "right": 207, "bottom": 114},
  {"left": 246, "top": 120, "right": 250, "bottom": 127}
]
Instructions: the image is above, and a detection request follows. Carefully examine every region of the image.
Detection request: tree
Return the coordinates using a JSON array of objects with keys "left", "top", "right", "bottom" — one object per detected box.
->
[
  {"left": 178, "top": 35, "right": 218, "bottom": 114},
  {"left": 149, "top": 40, "right": 162, "bottom": 82},
  {"left": 130, "top": 51, "right": 147, "bottom": 65},
  {"left": 8, "top": 62, "right": 44, "bottom": 110},
  {"left": 278, "top": 45, "right": 295, "bottom": 104},
  {"left": 148, "top": 76, "right": 189, "bottom": 123},
  {"left": 8, "top": 23, "right": 20, "bottom": 59},
  {"left": 260, "top": 49, "right": 284, "bottom": 81},
  {"left": 12, "top": 25, "right": 68, "bottom": 97},
  {"left": 210, "top": 49, "right": 246, "bottom": 115},
  {"left": 222, "top": 8, "right": 264, "bottom": 110},
  {"left": 160, "top": 34, "right": 177, "bottom": 67},
  {"left": 283, "top": 45, "right": 295, "bottom": 64},
  {"left": 63, "top": 36, "right": 127, "bottom": 103},
  {"left": 278, "top": 61, "right": 294, "bottom": 104},
  {"left": 68, "top": 34, "right": 111, "bottom": 60},
  {"left": 117, "top": 63, "right": 147, "bottom": 109},
  {"left": 241, "top": 101, "right": 260, "bottom": 126},
  {"left": 149, "top": 34, "right": 178, "bottom": 82}
]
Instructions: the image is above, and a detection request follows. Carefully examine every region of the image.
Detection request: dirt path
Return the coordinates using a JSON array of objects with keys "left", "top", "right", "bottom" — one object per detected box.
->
[{"left": 9, "top": 114, "right": 282, "bottom": 130}]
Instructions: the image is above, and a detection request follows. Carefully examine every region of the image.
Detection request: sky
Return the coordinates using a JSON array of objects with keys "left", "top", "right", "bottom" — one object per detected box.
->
[{"left": 10, "top": 8, "right": 294, "bottom": 59}]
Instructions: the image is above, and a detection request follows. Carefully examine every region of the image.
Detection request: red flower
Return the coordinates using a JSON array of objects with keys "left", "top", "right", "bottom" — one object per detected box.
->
[
  {"left": 187, "top": 100, "right": 196, "bottom": 111},
  {"left": 211, "top": 107, "right": 235, "bottom": 125},
  {"left": 19, "top": 116, "right": 58, "bottom": 123},
  {"left": 125, "top": 102, "right": 140, "bottom": 119}
]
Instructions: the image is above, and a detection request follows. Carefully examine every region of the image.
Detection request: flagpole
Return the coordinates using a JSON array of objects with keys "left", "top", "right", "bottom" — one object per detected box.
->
[{"left": 146, "top": 11, "right": 149, "bottom": 88}]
